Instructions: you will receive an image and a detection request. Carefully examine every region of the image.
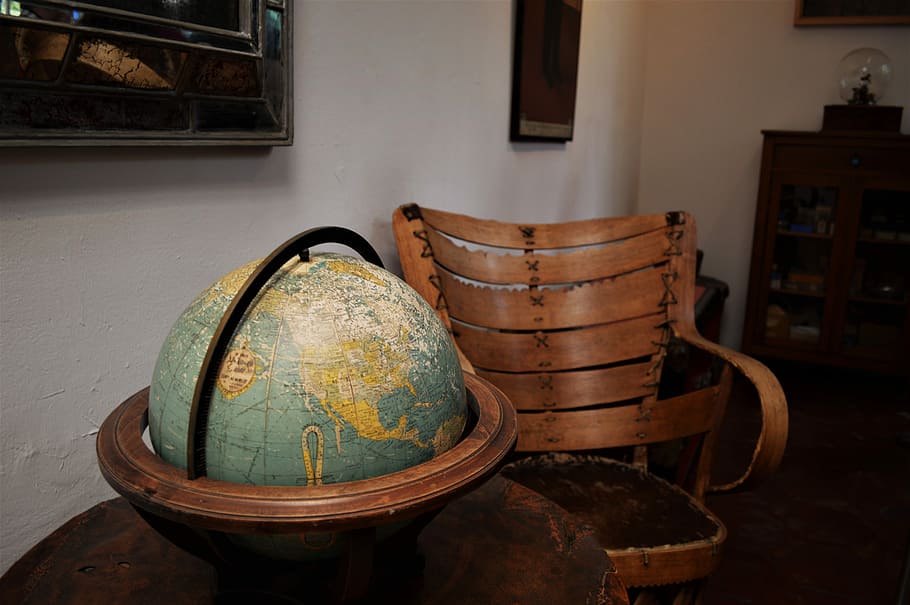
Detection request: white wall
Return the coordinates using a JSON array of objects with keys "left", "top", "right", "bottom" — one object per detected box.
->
[
  {"left": 0, "top": 0, "right": 647, "bottom": 572},
  {"left": 637, "top": 0, "right": 910, "bottom": 349}
]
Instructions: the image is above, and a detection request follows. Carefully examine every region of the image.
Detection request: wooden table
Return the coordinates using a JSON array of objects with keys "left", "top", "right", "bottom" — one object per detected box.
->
[{"left": 0, "top": 475, "right": 628, "bottom": 604}]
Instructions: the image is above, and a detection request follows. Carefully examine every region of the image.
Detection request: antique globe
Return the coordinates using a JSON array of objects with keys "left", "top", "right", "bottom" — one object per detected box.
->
[
  {"left": 97, "top": 228, "right": 516, "bottom": 602},
  {"left": 147, "top": 248, "right": 466, "bottom": 559}
]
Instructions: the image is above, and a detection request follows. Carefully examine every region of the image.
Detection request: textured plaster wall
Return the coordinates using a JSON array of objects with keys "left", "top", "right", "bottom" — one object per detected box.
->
[
  {"left": 0, "top": 0, "right": 647, "bottom": 572},
  {"left": 637, "top": 0, "right": 910, "bottom": 349}
]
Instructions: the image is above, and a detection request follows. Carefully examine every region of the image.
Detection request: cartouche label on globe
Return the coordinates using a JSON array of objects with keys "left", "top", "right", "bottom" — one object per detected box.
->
[{"left": 217, "top": 345, "right": 257, "bottom": 399}]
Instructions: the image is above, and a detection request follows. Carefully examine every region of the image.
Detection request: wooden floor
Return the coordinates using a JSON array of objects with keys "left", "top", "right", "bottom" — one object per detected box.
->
[{"left": 703, "top": 362, "right": 910, "bottom": 605}]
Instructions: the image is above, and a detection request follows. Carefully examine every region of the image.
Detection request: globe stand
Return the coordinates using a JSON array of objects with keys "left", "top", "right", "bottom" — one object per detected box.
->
[
  {"left": 128, "top": 505, "right": 385, "bottom": 603},
  {"left": 97, "top": 373, "right": 517, "bottom": 603},
  {"left": 204, "top": 524, "right": 381, "bottom": 604},
  {"left": 208, "top": 515, "right": 437, "bottom": 604}
]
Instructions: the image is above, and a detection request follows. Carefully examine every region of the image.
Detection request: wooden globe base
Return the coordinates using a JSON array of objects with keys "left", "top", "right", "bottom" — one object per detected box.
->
[{"left": 97, "top": 372, "right": 517, "bottom": 603}]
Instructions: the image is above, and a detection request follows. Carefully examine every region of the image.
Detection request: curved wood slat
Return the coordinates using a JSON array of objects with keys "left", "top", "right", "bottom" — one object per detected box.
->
[
  {"left": 421, "top": 207, "right": 669, "bottom": 250},
  {"left": 425, "top": 227, "right": 672, "bottom": 285},
  {"left": 454, "top": 313, "right": 664, "bottom": 373},
  {"left": 515, "top": 387, "right": 720, "bottom": 452},
  {"left": 663, "top": 213, "right": 789, "bottom": 495},
  {"left": 439, "top": 265, "right": 666, "bottom": 330},
  {"left": 477, "top": 362, "right": 656, "bottom": 410},
  {"left": 680, "top": 328, "right": 789, "bottom": 495},
  {"left": 607, "top": 536, "right": 724, "bottom": 588}
]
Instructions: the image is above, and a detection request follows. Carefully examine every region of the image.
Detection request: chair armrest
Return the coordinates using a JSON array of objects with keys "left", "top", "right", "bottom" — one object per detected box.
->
[{"left": 674, "top": 325, "right": 788, "bottom": 494}]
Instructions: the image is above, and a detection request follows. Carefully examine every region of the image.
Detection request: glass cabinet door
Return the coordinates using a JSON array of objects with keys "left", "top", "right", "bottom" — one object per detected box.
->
[
  {"left": 841, "top": 185, "right": 910, "bottom": 360},
  {"left": 762, "top": 180, "right": 840, "bottom": 349}
]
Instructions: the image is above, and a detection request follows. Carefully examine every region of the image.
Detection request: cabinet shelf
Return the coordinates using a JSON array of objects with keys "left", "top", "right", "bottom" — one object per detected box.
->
[
  {"left": 841, "top": 345, "right": 900, "bottom": 362},
  {"left": 769, "top": 287, "right": 825, "bottom": 298},
  {"left": 857, "top": 237, "right": 910, "bottom": 247},
  {"left": 762, "top": 336, "right": 819, "bottom": 350},
  {"left": 742, "top": 130, "right": 910, "bottom": 374},
  {"left": 848, "top": 295, "right": 908, "bottom": 306},
  {"left": 775, "top": 230, "right": 833, "bottom": 240}
]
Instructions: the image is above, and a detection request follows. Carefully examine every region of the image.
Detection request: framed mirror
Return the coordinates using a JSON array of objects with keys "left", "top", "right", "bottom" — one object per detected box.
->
[{"left": 0, "top": 0, "right": 292, "bottom": 146}]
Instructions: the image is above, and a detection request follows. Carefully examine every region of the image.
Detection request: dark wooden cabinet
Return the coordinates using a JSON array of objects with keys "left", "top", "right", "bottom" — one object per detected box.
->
[{"left": 742, "top": 130, "right": 910, "bottom": 374}]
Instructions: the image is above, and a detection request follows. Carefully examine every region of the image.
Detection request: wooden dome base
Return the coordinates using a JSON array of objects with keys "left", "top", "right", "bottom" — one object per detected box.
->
[{"left": 96, "top": 372, "right": 517, "bottom": 602}]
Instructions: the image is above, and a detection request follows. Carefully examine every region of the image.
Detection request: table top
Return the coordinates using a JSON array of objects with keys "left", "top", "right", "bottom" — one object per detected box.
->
[{"left": 0, "top": 474, "right": 628, "bottom": 605}]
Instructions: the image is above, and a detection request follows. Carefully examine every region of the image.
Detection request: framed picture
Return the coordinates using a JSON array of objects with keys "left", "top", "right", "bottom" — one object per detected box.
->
[
  {"left": 795, "top": 0, "right": 910, "bottom": 25},
  {"left": 510, "top": 0, "right": 582, "bottom": 142},
  {"left": 0, "top": 0, "right": 292, "bottom": 146}
]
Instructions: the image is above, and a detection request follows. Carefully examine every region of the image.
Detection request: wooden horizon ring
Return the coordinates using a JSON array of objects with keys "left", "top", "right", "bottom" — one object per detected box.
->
[{"left": 97, "top": 372, "right": 517, "bottom": 535}]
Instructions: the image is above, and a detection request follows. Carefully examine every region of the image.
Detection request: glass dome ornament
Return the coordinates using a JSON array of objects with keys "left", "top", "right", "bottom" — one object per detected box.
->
[
  {"left": 822, "top": 47, "right": 902, "bottom": 132},
  {"left": 838, "top": 47, "right": 892, "bottom": 105}
]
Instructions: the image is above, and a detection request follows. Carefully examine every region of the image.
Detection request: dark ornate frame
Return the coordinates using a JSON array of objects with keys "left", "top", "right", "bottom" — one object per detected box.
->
[{"left": 0, "top": 0, "right": 292, "bottom": 146}]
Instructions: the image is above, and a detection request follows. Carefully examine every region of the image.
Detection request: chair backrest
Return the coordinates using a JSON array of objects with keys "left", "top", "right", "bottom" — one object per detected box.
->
[{"left": 394, "top": 205, "right": 730, "bottom": 490}]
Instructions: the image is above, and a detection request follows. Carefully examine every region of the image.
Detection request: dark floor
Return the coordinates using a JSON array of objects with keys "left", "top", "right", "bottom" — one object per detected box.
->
[{"left": 702, "top": 362, "right": 910, "bottom": 605}]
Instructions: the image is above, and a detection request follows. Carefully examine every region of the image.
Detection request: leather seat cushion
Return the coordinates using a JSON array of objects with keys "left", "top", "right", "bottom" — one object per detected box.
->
[{"left": 500, "top": 453, "right": 723, "bottom": 550}]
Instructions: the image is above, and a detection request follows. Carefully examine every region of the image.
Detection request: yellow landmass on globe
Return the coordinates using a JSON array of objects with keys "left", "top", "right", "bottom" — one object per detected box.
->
[
  {"left": 202, "top": 257, "right": 387, "bottom": 319},
  {"left": 324, "top": 259, "right": 388, "bottom": 288},
  {"left": 200, "top": 259, "right": 293, "bottom": 318},
  {"left": 208, "top": 259, "right": 260, "bottom": 300},
  {"left": 301, "top": 329, "right": 429, "bottom": 448}
]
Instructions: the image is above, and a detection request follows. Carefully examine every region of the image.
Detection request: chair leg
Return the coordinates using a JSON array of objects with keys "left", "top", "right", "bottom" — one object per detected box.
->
[
  {"left": 671, "top": 585, "right": 695, "bottom": 605},
  {"left": 693, "top": 578, "right": 712, "bottom": 605},
  {"left": 632, "top": 581, "right": 706, "bottom": 605},
  {"left": 632, "top": 589, "right": 663, "bottom": 605},
  {"left": 670, "top": 580, "right": 710, "bottom": 605},
  {"left": 896, "top": 531, "right": 910, "bottom": 605}
]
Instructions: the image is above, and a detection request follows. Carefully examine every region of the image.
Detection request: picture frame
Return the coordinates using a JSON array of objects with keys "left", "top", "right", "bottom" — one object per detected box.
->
[
  {"left": 0, "top": 0, "right": 292, "bottom": 146},
  {"left": 509, "top": 0, "right": 582, "bottom": 143},
  {"left": 794, "top": 0, "right": 910, "bottom": 25}
]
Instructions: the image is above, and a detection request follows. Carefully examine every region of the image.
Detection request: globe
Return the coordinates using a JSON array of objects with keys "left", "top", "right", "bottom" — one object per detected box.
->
[{"left": 147, "top": 251, "right": 467, "bottom": 558}]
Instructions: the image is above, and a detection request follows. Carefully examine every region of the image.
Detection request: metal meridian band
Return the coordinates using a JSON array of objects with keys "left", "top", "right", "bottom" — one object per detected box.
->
[{"left": 185, "top": 227, "right": 385, "bottom": 479}]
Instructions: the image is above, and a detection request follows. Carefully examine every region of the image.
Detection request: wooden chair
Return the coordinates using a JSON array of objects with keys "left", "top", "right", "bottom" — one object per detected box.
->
[{"left": 392, "top": 205, "right": 788, "bottom": 605}]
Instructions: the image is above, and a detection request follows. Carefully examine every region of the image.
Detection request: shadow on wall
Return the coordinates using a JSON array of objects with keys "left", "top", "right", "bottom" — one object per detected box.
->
[{"left": 0, "top": 145, "right": 293, "bottom": 215}]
